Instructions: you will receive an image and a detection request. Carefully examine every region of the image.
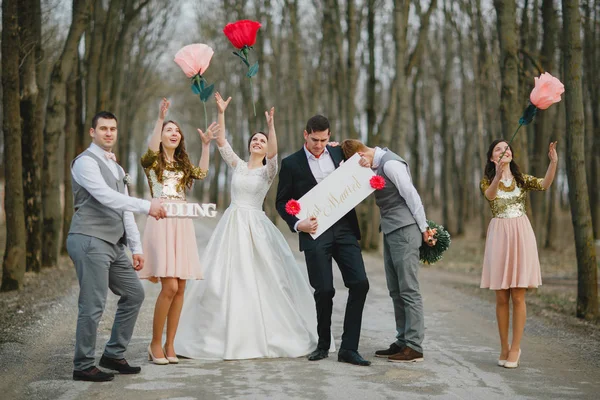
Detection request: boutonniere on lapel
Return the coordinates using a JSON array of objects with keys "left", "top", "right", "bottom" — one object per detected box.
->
[{"left": 123, "top": 173, "right": 132, "bottom": 186}]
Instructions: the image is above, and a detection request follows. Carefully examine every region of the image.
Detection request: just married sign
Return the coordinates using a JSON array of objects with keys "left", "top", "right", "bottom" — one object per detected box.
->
[
  {"left": 297, "top": 153, "right": 376, "bottom": 239},
  {"left": 165, "top": 203, "right": 218, "bottom": 218}
]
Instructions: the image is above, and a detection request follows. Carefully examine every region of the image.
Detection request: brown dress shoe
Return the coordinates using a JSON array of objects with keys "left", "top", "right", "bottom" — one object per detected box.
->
[{"left": 388, "top": 346, "right": 424, "bottom": 363}]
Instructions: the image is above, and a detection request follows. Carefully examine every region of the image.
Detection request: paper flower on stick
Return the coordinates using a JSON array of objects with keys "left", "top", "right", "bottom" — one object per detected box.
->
[
  {"left": 370, "top": 175, "right": 386, "bottom": 190},
  {"left": 174, "top": 44, "right": 215, "bottom": 130},
  {"left": 499, "top": 72, "right": 564, "bottom": 160},
  {"left": 223, "top": 20, "right": 261, "bottom": 116},
  {"left": 285, "top": 199, "right": 301, "bottom": 216}
]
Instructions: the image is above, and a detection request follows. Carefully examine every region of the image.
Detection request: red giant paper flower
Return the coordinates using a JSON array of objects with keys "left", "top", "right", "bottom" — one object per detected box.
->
[
  {"left": 223, "top": 20, "right": 262, "bottom": 49},
  {"left": 285, "top": 199, "right": 301, "bottom": 216},
  {"left": 370, "top": 175, "right": 386, "bottom": 190}
]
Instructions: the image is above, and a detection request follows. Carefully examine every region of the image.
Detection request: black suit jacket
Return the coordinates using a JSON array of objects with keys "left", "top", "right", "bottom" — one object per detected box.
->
[{"left": 276, "top": 145, "right": 361, "bottom": 251}]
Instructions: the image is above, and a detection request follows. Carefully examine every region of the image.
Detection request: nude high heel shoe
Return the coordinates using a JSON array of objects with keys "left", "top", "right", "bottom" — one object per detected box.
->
[
  {"left": 163, "top": 347, "right": 179, "bottom": 364},
  {"left": 504, "top": 349, "right": 521, "bottom": 369},
  {"left": 147, "top": 344, "right": 169, "bottom": 365}
]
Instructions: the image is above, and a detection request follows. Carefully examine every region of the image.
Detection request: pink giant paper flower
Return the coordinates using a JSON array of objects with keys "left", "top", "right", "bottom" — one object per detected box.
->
[
  {"left": 174, "top": 44, "right": 214, "bottom": 78},
  {"left": 529, "top": 72, "right": 565, "bottom": 110}
]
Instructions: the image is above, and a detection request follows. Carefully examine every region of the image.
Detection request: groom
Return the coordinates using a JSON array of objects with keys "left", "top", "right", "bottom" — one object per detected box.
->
[
  {"left": 276, "top": 115, "right": 370, "bottom": 366},
  {"left": 67, "top": 111, "right": 166, "bottom": 381}
]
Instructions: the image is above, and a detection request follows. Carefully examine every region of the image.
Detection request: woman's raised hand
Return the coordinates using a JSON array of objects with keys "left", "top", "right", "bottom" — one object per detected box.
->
[
  {"left": 198, "top": 122, "right": 219, "bottom": 145},
  {"left": 548, "top": 141, "right": 558, "bottom": 164},
  {"left": 264, "top": 107, "right": 275, "bottom": 128},
  {"left": 215, "top": 92, "right": 232, "bottom": 114},
  {"left": 159, "top": 98, "right": 170, "bottom": 120}
]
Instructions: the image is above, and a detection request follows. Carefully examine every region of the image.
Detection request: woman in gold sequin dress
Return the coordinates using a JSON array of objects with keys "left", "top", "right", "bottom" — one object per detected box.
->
[
  {"left": 480, "top": 139, "right": 558, "bottom": 369},
  {"left": 139, "top": 98, "right": 218, "bottom": 364}
]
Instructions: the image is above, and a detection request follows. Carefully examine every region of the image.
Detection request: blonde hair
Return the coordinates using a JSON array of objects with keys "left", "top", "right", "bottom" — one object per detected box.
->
[{"left": 341, "top": 139, "right": 368, "bottom": 160}]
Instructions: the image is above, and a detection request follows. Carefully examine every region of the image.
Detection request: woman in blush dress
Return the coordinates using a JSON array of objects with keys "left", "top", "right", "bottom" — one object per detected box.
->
[
  {"left": 480, "top": 139, "right": 558, "bottom": 369},
  {"left": 139, "top": 98, "right": 217, "bottom": 365},
  {"left": 174, "top": 93, "right": 321, "bottom": 360}
]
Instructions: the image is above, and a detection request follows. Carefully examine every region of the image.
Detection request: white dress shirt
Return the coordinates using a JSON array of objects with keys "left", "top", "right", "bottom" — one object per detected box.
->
[
  {"left": 372, "top": 147, "right": 428, "bottom": 233},
  {"left": 71, "top": 142, "right": 150, "bottom": 254},
  {"left": 293, "top": 145, "right": 337, "bottom": 231}
]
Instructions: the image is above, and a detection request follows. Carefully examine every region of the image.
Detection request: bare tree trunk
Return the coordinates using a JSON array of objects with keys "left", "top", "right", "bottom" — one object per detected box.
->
[
  {"left": 1, "top": 0, "right": 27, "bottom": 291},
  {"left": 494, "top": 1, "right": 525, "bottom": 164},
  {"left": 583, "top": 0, "right": 600, "bottom": 239},
  {"left": 411, "top": 68, "right": 422, "bottom": 193},
  {"left": 19, "top": 0, "right": 43, "bottom": 273},
  {"left": 85, "top": 0, "right": 106, "bottom": 128},
  {"left": 61, "top": 66, "right": 79, "bottom": 255},
  {"left": 562, "top": 0, "right": 598, "bottom": 320},
  {"left": 42, "top": 0, "right": 91, "bottom": 268}
]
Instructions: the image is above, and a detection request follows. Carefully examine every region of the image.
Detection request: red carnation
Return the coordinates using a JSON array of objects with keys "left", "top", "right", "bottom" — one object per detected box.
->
[
  {"left": 223, "top": 20, "right": 261, "bottom": 49},
  {"left": 285, "top": 199, "right": 301, "bottom": 216},
  {"left": 370, "top": 175, "right": 386, "bottom": 190}
]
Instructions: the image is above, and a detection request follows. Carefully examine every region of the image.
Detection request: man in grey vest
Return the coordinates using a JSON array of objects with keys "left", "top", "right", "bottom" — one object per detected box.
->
[
  {"left": 67, "top": 111, "right": 167, "bottom": 381},
  {"left": 341, "top": 139, "right": 434, "bottom": 363}
]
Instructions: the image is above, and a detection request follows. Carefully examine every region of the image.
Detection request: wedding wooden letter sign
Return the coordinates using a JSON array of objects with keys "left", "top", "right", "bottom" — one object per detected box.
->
[
  {"left": 165, "top": 203, "right": 217, "bottom": 218},
  {"left": 297, "top": 153, "right": 375, "bottom": 239}
]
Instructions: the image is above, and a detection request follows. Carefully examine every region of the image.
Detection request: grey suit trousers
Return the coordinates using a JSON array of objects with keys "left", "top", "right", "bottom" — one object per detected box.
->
[
  {"left": 383, "top": 223, "right": 425, "bottom": 353},
  {"left": 66, "top": 233, "right": 145, "bottom": 370}
]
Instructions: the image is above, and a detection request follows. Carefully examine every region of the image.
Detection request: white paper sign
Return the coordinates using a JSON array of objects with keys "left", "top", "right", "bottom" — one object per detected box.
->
[
  {"left": 165, "top": 203, "right": 218, "bottom": 218},
  {"left": 297, "top": 153, "right": 376, "bottom": 239}
]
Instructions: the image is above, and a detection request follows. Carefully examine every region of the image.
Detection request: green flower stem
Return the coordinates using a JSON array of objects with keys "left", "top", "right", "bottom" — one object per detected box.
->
[
  {"left": 499, "top": 122, "right": 523, "bottom": 161},
  {"left": 249, "top": 78, "right": 256, "bottom": 116},
  {"left": 203, "top": 101, "right": 208, "bottom": 131}
]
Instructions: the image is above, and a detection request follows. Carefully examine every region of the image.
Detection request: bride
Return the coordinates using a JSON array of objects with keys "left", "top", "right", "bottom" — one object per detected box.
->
[{"left": 174, "top": 93, "right": 321, "bottom": 360}]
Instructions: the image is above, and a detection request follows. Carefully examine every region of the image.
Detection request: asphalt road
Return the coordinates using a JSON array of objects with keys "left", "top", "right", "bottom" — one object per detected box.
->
[{"left": 1, "top": 216, "right": 598, "bottom": 400}]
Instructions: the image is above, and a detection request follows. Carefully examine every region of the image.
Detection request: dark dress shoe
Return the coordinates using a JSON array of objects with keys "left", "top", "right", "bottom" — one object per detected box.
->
[
  {"left": 307, "top": 348, "right": 329, "bottom": 361},
  {"left": 375, "top": 342, "right": 405, "bottom": 358},
  {"left": 99, "top": 355, "right": 142, "bottom": 374},
  {"left": 338, "top": 349, "right": 371, "bottom": 366},
  {"left": 73, "top": 366, "right": 114, "bottom": 382}
]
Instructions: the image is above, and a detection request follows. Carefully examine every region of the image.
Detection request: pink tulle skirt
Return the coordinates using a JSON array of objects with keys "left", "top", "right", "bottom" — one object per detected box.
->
[
  {"left": 138, "top": 211, "right": 202, "bottom": 283},
  {"left": 480, "top": 215, "right": 542, "bottom": 290}
]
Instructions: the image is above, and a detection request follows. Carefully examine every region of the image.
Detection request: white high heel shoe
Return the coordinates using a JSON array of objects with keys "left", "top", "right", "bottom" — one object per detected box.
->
[
  {"left": 163, "top": 347, "right": 179, "bottom": 364},
  {"left": 504, "top": 349, "right": 521, "bottom": 369},
  {"left": 147, "top": 344, "right": 169, "bottom": 365},
  {"left": 497, "top": 359, "right": 507, "bottom": 367}
]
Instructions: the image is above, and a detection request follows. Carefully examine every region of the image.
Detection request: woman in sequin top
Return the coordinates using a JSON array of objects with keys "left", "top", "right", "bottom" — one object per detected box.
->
[
  {"left": 480, "top": 139, "right": 558, "bottom": 369},
  {"left": 139, "top": 98, "right": 218, "bottom": 365}
]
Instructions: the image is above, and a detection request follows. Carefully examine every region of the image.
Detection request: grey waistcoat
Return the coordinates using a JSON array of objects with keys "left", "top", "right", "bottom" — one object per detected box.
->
[
  {"left": 68, "top": 149, "right": 127, "bottom": 244},
  {"left": 374, "top": 150, "right": 418, "bottom": 234}
]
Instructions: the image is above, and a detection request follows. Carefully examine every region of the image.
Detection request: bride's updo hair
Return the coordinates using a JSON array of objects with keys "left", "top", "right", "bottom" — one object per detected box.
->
[{"left": 247, "top": 131, "right": 268, "bottom": 165}]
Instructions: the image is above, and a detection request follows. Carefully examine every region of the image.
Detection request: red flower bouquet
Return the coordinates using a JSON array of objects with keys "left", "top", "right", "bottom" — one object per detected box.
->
[
  {"left": 223, "top": 20, "right": 262, "bottom": 116},
  {"left": 285, "top": 199, "right": 301, "bottom": 216},
  {"left": 370, "top": 175, "right": 386, "bottom": 190}
]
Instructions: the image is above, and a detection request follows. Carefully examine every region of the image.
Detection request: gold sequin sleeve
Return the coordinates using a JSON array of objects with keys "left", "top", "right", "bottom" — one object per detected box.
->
[
  {"left": 141, "top": 149, "right": 159, "bottom": 168},
  {"left": 190, "top": 165, "right": 208, "bottom": 180},
  {"left": 480, "top": 177, "right": 490, "bottom": 195},
  {"left": 522, "top": 174, "right": 546, "bottom": 192}
]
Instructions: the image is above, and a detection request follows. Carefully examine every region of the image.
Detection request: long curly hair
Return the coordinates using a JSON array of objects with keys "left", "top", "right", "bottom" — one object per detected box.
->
[
  {"left": 155, "top": 120, "right": 195, "bottom": 190},
  {"left": 484, "top": 139, "right": 525, "bottom": 187}
]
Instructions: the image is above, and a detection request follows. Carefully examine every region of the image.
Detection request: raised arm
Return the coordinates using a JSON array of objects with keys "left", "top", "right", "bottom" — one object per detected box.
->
[
  {"left": 541, "top": 141, "right": 558, "bottom": 190},
  {"left": 215, "top": 92, "right": 231, "bottom": 148},
  {"left": 196, "top": 122, "right": 219, "bottom": 171},
  {"left": 149, "top": 98, "right": 169, "bottom": 151},
  {"left": 265, "top": 107, "right": 277, "bottom": 159}
]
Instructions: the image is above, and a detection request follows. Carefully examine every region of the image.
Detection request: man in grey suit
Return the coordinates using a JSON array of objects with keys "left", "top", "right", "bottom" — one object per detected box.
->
[
  {"left": 342, "top": 139, "right": 434, "bottom": 363},
  {"left": 67, "top": 111, "right": 166, "bottom": 382}
]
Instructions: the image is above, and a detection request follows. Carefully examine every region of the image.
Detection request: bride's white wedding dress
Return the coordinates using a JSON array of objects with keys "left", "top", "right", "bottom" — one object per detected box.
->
[{"left": 174, "top": 143, "right": 319, "bottom": 360}]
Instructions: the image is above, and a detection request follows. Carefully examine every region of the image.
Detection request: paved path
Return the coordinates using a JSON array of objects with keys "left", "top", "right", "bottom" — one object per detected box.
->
[{"left": 1, "top": 216, "right": 598, "bottom": 400}]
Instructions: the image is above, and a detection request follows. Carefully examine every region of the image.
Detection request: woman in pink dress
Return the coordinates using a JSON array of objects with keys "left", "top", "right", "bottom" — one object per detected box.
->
[
  {"left": 480, "top": 139, "right": 558, "bottom": 369},
  {"left": 139, "top": 98, "right": 218, "bottom": 365}
]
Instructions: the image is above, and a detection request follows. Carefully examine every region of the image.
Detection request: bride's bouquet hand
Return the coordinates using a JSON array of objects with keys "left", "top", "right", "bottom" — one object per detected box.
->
[
  {"left": 198, "top": 122, "right": 219, "bottom": 145},
  {"left": 215, "top": 92, "right": 232, "bottom": 114}
]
